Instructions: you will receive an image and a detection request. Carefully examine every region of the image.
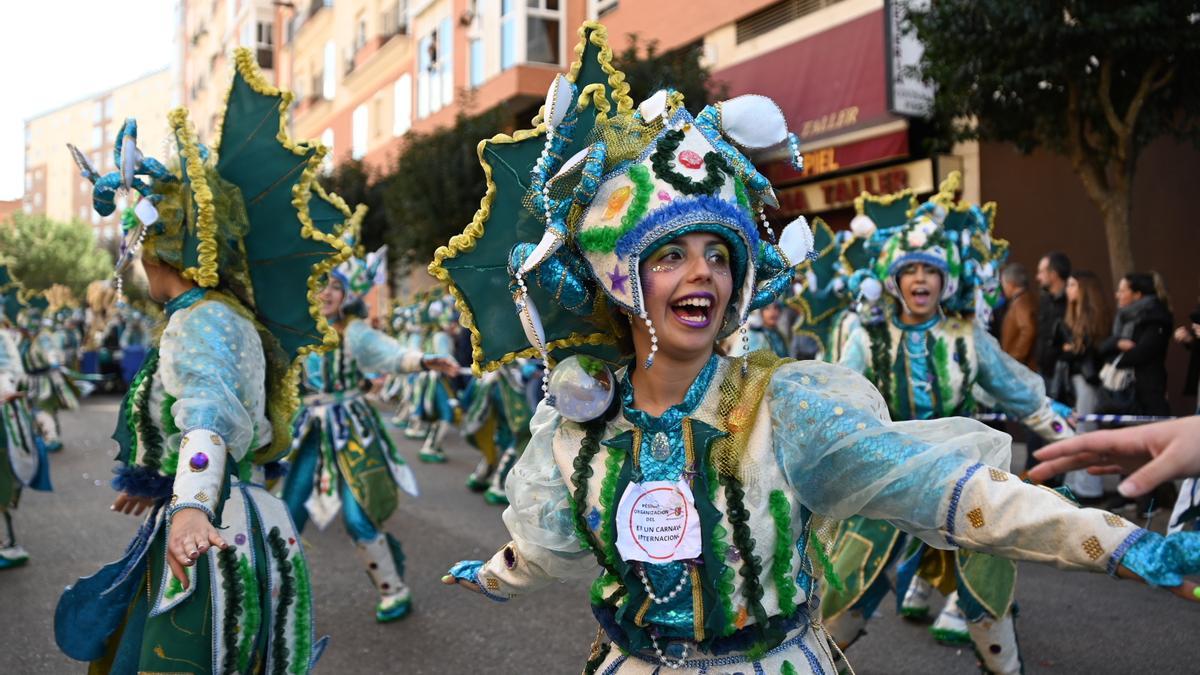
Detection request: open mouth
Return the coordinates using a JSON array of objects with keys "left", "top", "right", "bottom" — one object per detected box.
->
[
  {"left": 670, "top": 292, "right": 715, "bottom": 328},
  {"left": 909, "top": 287, "right": 933, "bottom": 306}
]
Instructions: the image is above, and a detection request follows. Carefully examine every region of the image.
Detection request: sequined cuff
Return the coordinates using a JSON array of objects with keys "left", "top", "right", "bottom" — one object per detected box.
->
[
  {"left": 1114, "top": 529, "right": 1200, "bottom": 587},
  {"left": 169, "top": 429, "right": 227, "bottom": 524},
  {"left": 448, "top": 560, "right": 508, "bottom": 603}
]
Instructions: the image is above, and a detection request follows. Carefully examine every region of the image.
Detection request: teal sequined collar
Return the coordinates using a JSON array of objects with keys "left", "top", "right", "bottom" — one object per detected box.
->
[
  {"left": 620, "top": 354, "right": 719, "bottom": 432},
  {"left": 165, "top": 287, "right": 206, "bottom": 317},
  {"left": 892, "top": 311, "right": 942, "bottom": 333}
]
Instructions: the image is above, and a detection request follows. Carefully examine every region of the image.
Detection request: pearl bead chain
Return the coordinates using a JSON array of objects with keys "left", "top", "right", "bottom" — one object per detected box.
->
[
  {"left": 513, "top": 270, "right": 552, "bottom": 400},
  {"left": 636, "top": 564, "right": 688, "bottom": 605},
  {"left": 640, "top": 311, "right": 657, "bottom": 369},
  {"left": 759, "top": 208, "right": 776, "bottom": 243}
]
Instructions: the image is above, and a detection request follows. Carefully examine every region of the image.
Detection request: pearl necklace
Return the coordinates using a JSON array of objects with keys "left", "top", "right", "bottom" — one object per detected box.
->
[{"left": 636, "top": 563, "right": 689, "bottom": 605}]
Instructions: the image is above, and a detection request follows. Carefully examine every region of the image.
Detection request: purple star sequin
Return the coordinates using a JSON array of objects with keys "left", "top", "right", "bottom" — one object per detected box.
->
[
  {"left": 189, "top": 452, "right": 210, "bottom": 472},
  {"left": 608, "top": 265, "right": 629, "bottom": 293}
]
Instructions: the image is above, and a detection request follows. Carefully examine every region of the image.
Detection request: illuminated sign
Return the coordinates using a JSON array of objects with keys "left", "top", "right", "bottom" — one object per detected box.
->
[{"left": 775, "top": 159, "right": 935, "bottom": 215}]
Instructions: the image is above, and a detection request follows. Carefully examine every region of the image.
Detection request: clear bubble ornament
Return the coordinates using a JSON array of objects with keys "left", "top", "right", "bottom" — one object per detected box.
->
[{"left": 547, "top": 355, "right": 616, "bottom": 423}]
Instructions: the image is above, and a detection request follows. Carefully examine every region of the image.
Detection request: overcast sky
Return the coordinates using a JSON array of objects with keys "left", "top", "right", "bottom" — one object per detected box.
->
[{"left": 0, "top": 1, "right": 176, "bottom": 200}]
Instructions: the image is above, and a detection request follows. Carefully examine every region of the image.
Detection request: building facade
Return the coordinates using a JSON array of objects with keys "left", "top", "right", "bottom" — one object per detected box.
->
[{"left": 22, "top": 68, "right": 174, "bottom": 239}]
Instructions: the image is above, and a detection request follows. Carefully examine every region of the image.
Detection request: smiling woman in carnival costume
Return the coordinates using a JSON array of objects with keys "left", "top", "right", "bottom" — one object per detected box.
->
[
  {"left": 284, "top": 227, "right": 457, "bottom": 623},
  {"left": 54, "top": 50, "right": 351, "bottom": 674},
  {"left": 433, "top": 23, "right": 1200, "bottom": 674},
  {"left": 819, "top": 176, "right": 1084, "bottom": 673}
]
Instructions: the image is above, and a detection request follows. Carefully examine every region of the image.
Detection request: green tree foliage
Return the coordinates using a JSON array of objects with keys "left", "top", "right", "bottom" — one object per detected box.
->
[
  {"left": 0, "top": 213, "right": 113, "bottom": 297},
  {"left": 909, "top": 0, "right": 1200, "bottom": 282},
  {"left": 379, "top": 106, "right": 511, "bottom": 267},
  {"left": 612, "top": 35, "right": 727, "bottom": 112}
]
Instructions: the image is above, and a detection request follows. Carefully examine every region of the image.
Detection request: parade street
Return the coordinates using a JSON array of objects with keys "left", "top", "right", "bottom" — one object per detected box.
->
[{"left": 5, "top": 396, "right": 1198, "bottom": 675}]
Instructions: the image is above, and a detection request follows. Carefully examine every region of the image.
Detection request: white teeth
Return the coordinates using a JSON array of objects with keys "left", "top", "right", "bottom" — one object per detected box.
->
[{"left": 673, "top": 297, "right": 712, "bottom": 308}]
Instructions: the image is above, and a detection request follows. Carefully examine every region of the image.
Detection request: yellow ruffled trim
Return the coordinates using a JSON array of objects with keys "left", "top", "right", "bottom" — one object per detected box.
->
[
  {"left": 429, "top": 22, "right": 633, "bottom": 375},
  {"left": 214, "top": 47, "right": 354, "bottom": 459},
  {"left": 167, "top": 108, "right": 219, "bottom": 288}
]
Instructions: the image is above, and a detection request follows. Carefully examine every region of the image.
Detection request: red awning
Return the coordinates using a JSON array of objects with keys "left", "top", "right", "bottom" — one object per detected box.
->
[{"left": 715, "top": 8, "right": 899, "bottom": 148}]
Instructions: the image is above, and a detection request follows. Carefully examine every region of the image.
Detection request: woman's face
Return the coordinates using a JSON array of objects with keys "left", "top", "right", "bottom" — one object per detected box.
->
[
  {"left": 637, "top": 232, "right": 734, "bottom": 362},
  {"left": 897, "top": 262, "right": 943, "bottom": 321},
  {"left": 1115, "top": 278, "right": 1140, "bottom": 308},
  {"left": 1066, "top": 276, "right": 1080, "bottom": 303},
  {"left": 320, "top": 279, "right": 345, "bottom": 318}
]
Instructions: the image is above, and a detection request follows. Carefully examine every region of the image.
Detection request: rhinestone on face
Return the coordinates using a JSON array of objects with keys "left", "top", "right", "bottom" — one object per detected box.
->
[{"left": 189, "top": 452, "right": 210, "bottom": 472}]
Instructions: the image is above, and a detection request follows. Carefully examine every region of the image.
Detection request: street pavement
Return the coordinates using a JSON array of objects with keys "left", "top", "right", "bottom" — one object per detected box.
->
[{"left": 3, "top": 395, "right": 1198, "bottom": 674}]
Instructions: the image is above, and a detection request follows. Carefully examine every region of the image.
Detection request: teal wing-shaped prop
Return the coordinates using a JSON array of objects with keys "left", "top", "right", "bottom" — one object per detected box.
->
[
  {"left": 214, "top": 48, "right": 350, "bottom": 364},
  {"left": 790, "top": 218, "right": 848, "bottom": 354},
  {"left": 429, "top": 23, "right": 624, "bottom": 374}
]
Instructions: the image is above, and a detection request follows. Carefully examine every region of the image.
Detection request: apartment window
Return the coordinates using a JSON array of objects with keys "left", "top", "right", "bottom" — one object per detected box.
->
[
  {"left": 736, "top": 0, "right": 844, "bottom": 43},
  {"left": 469, "top": 38, "right": 485, "bottom": 88},
  {"left": 256, "top": 21, "right": 274, "bottom": 69},
  {"left": 500, "top": 0, "right": 516, "bottom": 70},
  {"left": 321, "top": 128, "right": 335, "bottom": 174},
  {"left": 526, "top": 0, "right": 562, "bottom": 65},
  {"left": 323, "top": 41, "right": 337, "bottom": 99},
  {"left": 354, "top": 14, "right": 367, "bottom": 52},
  {"left": 352, "top": 105, "right": 368, "bottom": 159},
  {"left": 393, "top": 73, "right": 412, "bottom": 135},
  {"left": 382, "top": 1, "right": 408, "bottom": 37},
  {"left": 417, "top": 19, "right": 453, "bottom": 118}
]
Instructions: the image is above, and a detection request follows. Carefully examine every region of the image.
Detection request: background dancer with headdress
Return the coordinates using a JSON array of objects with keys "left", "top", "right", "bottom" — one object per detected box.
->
[
  {"left": 0, "top": 266, "right": 52, "bottom": 570},
  {"left": 55, "top": 50, "right": 348, "bottom": 674},
  {"left": 818, "top": 174, "right": 1078, "bottom": 674},
  {"left": 283, "top": 230, "right": 458, "bottom": 623},
  {"left": 436, "top": 22, "right": 1200, "bottom": 675}
]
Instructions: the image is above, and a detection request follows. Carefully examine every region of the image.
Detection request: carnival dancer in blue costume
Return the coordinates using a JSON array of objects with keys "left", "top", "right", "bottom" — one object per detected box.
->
[
  {"left": 0, "top": 268, "right": 52, "bottom": 569},
  {"left": 284, "top": 235, "right": 458, "bottom": 623},
  {"left": 435, "top": 22, "right": 1200, "bottom": 674},
  {"left": 820, "top": 174, "right": 1076, "bottom": 674},
  {"left": 55, "top": 49, "right": 350, "bottom": 674}
]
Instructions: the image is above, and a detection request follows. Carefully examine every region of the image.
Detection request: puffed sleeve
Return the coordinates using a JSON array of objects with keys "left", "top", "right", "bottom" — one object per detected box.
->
[
  {"left": 159, "top": 300, "right": 264, "bottom": 461},
  {"left": 345, "top": 319, "right": 430, "bottom": 375},
  {"left": 770, "top": 360, "right": 1153, "bottom": 576},
  {"left": 974, "top": 324, "right": 1072, "bottom": 442},
  {"left": 837, "top": 325, "right": 871, "bottom": 374},
  {"left": 473, "top": 401, "right": 595, "bottom": 599},
  {"left": 770, "top": 360, "right": 1010, "bottom": 546}
]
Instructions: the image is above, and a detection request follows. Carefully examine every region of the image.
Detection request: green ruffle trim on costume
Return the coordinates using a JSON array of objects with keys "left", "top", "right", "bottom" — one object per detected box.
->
[
  {"left": 705, "top": 451, "right": 736, "bottom": 636},
  {"left": 577, "top": 163, "right": 655, "bottom": 254},
  {"left": 237, "top": 553, "right": 261, "bottom": 673},
  {"left": 219, "top": 547, "right": 243, "bottom": 675},
  {"left": 723, "top": 477, "right": 768, "bottom": 627},
  {"left": 768, "top": 490, "right": 797, "bottom": 615},
  {"left": 570, "top": 418, "right": 625, "bottom": 606},
  {"left": 267, "top": 527, "right": 296, "bottom": 675},
  {"left": 133, "top": 351, "right": 164, "bottom": 470},
  {"left": 956, "top": 336, "right": 975, "bottom": 414},
  {"left": 809, "top": 530, "right": 844, "bottom": 592},
  {"left": 160, "top": 392, "right": 180, "bottom": 475},
  {"left": 290, "top": 556, "right": 312, "bottom": 675}
]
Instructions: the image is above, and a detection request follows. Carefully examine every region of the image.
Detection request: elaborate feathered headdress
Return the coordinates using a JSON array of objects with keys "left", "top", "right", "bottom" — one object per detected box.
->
[{"left": 431, "top": 22, "right": 814, "bottom": 384}]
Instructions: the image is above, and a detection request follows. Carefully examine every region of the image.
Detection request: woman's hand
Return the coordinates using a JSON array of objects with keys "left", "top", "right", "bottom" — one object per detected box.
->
[
  {"left": 1029, "top": 417, "right": 1200, "bottom": 497},
  {"left": 167, "top": 508, "right": 228, "bottom": 590},
  {"left": 111, "top": 492, "right": 155, "bottom": 516},
  {"left": 1115, "top": 564, "right": 1200, "bottom": 603},
  {"left": 1117, "top": 338, "right": 1136, "bottom": 352}
]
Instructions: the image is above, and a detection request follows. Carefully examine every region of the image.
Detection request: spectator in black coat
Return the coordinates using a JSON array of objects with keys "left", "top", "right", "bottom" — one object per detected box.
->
[{"left": 1101, "top": 272, "right": 1173, "bottom": 416}]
